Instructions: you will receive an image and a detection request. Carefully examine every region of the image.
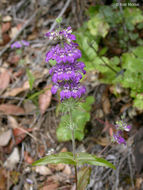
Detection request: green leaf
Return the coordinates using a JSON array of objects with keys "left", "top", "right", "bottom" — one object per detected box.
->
[
  {"left": 32, "top": 152, "right": 76, "bottom": 166},
  {"left": 129, "top": 33, "right": 139, "bottom": 41},
  {"left": 76, "top": 152, "right": 116, "bottom": 169},
  {"left": 124, "top": 7, "right": 143, "bottom": 25},
  {"left": 88, "top": 14, "right": 109, "bottom": 37},
  {"left": 132, "top": 46, "right": 143, "bottom": 58},
  {"left": 134, "top": 94, "right": 143, "bottom": 110},
  {"left": 56, "top": 96, "right": 94, "bottom": 142},
  {"left": 49, "top": 59, "right": 57, "bottom": 66},
  {"left": 56, "top": 17, "right": 62, "bottom": 23},
  {"left": 16, "top": 49, "right": 22, "bottom": 55},
  {"left": 77, "top": 167, "right": 91, "bottom": 190},
  {"left": 99, "top": 47, "right": 108, "bottom": 56},
  {"left": 26, "top": 69, "right": 35, "bottom": 90},
  {"left": 80, "top": 96, "right": 94, "bottom": 112}
]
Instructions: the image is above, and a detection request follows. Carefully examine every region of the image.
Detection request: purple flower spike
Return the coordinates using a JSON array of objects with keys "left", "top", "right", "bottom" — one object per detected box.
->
[
  {"left": 46, "top": 27, "right": 86, "bottom": 101},
  {"left": 45, "top": 26, "right": 76, "bottom": 43},
  {"left": 11, "top": 40, "right": 29, "bottom": 49},
  {"left": 11, "top": 41, "right": 22, "bottom": 48},
  {"left": 21, "top": 40, "right": 30, "bottom": 47},
  {"left": 113, "top": 134, "right": 126, "bottom": 145}
]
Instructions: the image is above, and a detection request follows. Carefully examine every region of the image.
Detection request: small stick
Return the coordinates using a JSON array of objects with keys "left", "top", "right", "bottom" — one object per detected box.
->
[{"left": 0, "top": 9, "right": 40, "bottom": 57}]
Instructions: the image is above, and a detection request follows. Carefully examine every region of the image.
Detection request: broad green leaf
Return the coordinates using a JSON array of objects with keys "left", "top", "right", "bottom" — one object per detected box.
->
[
  {"left": 32, "top": 152, "right": 76, "bottom": 166},
  {"left": 110, "top": 56, "right": 120, "bottom": 65},
  {"left": 132, "top": 46, "right": 143, "bottom": 58},
  {"left": 99, "top": 47, "right": 108, "bottom": 56},
  {"left": 56, "top": 111, "right": 90, "bottom": 141},
  {"left": 134, "top": 94, "right": 143, "bottom": 110},
  {"left": 88, "top": 14, "right": 109, "bottom": 37},
  {"left": 77, "top": 167, "right": 91, "bottom": 190},
  {"left": 129, "top": 33, "right": 139, "bottom": 41},
  {"left": 26, "top": 69, "right": 35, "bottom": 90},
  {"left": 56, "top": 96, "right": 94, "bottom": 142},
  {"left": 76, "top": 152, "right": 116, "bottom": 169},
  {"left": 80, "top": 96, "right": 94, "bottom": 112},
  {"left": 124, "top": 7, "right": 143, "bottom": 25}
]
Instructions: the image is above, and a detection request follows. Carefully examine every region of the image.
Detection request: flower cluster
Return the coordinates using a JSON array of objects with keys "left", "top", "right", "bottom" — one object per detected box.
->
[
  {"left": 112, "top": 119, "right": 131, "bottom": 145},
  {"left": 45, "top": 27, "right": 76, "bottom": 43},
  {"left": 11, "top": 40, "right": 29, "bottom": 49},
  {"left": 46, "top": 27, "right": 86, "bottom": 101}
]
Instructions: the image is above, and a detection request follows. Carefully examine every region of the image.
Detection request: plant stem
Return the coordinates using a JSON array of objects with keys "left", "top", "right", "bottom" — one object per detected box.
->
[{"left": 69, "top": 110, "right": 78, "bottom": 190}]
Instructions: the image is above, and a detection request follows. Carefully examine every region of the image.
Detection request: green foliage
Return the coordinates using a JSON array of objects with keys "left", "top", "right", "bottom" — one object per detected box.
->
[
  {"left": 26, "top": 68, "right": 35, "bottom": 90},
  {"left": 76, "top": 5, "right": 143, "bottom": 110},
  {"left": 56, "top": 96, "right": 94, "bottom": 142},
  {"left": 76, "top": 152, "right": 115, "bottom": 169},
  {"left": 77, "top": 167, "right": 91, "bottom": 190},
  {"left": 32, "top": 152, "right": 76, "bottom": 166},
  {"left": 88, "top": 13, "right": 109, "bottom": 37},
  {"left": 124, "top": 7, "right": 143, "bottom": 25},
  {"left": 49, "top": 59, "right": 57, "bottom": 66},
  {"left": 32, "top": 152, "right": 115, "bottom": 169},
  {"left": 134, "top": 94, "right": 143, "bottom": 110},
  {"left": 56, "top": 17, "right": 62, "bottom": 24}
]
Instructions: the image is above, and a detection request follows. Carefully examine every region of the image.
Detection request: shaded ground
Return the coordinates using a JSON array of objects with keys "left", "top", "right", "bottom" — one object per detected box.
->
[{"left": 0, "top": 0, "right": 143, "bottom": 190}]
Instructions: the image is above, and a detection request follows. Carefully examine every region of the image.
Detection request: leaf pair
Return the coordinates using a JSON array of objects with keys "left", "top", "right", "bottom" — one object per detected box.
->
[{"left": 32, "top": 152, "right": 115, "bottom": 169}]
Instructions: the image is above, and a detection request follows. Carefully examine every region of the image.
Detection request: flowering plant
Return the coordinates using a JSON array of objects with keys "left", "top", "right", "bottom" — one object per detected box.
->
[
  {"left": 32, "top": 21, "right": 116, "bottom": 190},
  {"left": 11, "top": 21, "right": 132, "bottom": 189}
]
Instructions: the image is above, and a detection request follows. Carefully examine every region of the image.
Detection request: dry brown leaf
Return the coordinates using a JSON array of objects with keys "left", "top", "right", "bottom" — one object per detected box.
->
[
  {"left": 4, "top": 147, "right": 20, "bottom": 170},
  {"left": 0, "top": 168, "right": 7, "bottom": 190},
  {"left": 24, "top": 152, "right": 34, "bottom": 164},
  {"left": 63, "top": 165, "right": 71, "bottom": 175},
  {"left": 0, "top": 70, "right": 10, "bottom": 90},
  {"left": 10, "top": 27, "right": 19, "bottom": 39},
  {"left": 23, "top": 100, "right": 36, "bottom": 113},
  {"left": 0, "top": 104, "right": 25, "bottom": 115},
  {"left": 135, "top": 177, "right": 143, "bottom": 190},
  {"left": 39, "top": 85, "right": 52, "bottom": 114},
  {"left": 0, "top": 130, "right": 12, "bottom": 146},
  {"left": 2, "top": 139, "right": 15, "bottom": 154},
  {"left": 2, "top": 16, "right": 12, "bottom": 22},
  {"left": 102, "top": 95, "right": 111, "bottom": 115},
  {"left": 120, "top": 103, "right": 132, "bottom": 113},
  {"left": 7, "top": 54, "right": 20, "bottom": 65},
  {"left": 8, "top": 116, "right": 19, "bottom": 129},
  {"left": 2, "top": 22, "right": 11, "bottom": 33},
  {"left": 4, "top": 81, "right": 29, "bottom": 97},
  {"left": 13, "top": 127, "right": 33, "bottom": 145},
  {"left": 96, "top": 137, "right": 110, "bottom": 146},
  {"left": 1, "top": 33, "right": 11, "bottom": 45},
  {"left": 35, "top": 166, "right": 52, "bottom": 176},
  {"left": 40, "top": 184, "right": 59, "bottom": 190}
]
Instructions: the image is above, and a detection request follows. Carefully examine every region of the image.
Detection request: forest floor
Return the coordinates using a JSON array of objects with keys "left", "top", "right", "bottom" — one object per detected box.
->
[{"left": 0, "top": 0, "right": 143, "bottom": 190}]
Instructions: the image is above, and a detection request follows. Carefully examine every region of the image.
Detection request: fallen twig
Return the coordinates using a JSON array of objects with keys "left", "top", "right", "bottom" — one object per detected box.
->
[{"left": 0, "top": 9, "right": 40, "bottom": 57}]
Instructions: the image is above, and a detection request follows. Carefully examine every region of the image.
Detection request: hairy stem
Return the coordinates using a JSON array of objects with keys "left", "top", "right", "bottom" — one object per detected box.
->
[{"left": 69, "top": 110, "right": 78, "bottom": 190}]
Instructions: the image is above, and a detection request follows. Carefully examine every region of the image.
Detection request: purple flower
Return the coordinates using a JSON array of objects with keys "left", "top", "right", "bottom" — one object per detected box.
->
[
  {"left": 123, "top": 125, "right": 131, "bottom": 132},
  {"left": 11, "top": 40, "right": 29, "bottom": 49},
  {"left": 113, "top": 131, "right": 126, "bottom": 145},
  {"left": 11, "top": 41, "right": 22, "bottom": 48},
  {"left": 112, "top": 120, "right": 131, "bottom": 145},
  {"left": 45, "top": 26, "right": 76, "bottom": 43},
  {"left": 46, "top": 27, "right": 86, "bottom": 101},
  {"left": 45, "top": 43, "right": 81, "bottom": 64}
]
